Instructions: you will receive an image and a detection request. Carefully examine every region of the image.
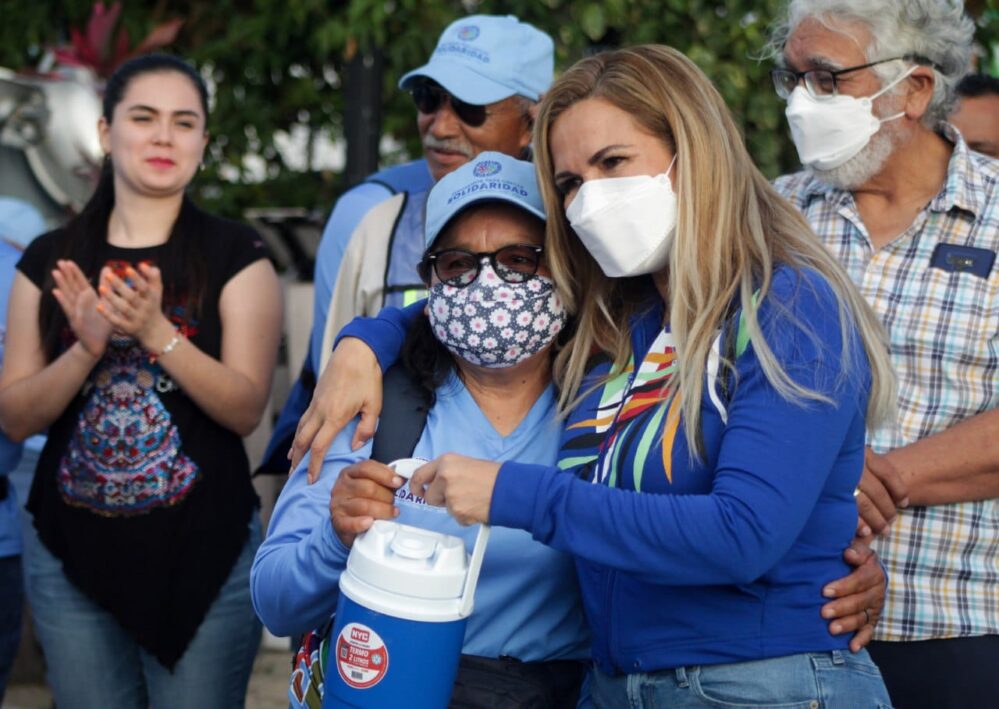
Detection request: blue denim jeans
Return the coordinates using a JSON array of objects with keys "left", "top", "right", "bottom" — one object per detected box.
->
[
  {"left": 0, "top": 554, "right": 23, "bottom": 705},
  {"left": 591, "top": 650, "right": 892, "bottom": 708},
  {"left": 23, "top": 513, "right": 263, "bottom": 709}
]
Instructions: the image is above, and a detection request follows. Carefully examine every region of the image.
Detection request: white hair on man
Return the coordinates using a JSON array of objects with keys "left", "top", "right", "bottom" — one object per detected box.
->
[
  {"left": 765, "top": 0, "right": 975, "bottom": 188},
  {"left": 767, "top": 0, "right": 975, "bottom": 128}
]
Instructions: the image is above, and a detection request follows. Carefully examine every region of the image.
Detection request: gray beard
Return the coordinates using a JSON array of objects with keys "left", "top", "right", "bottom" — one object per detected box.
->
[{"left": 810, "top": 120, "right": 899, "bottom": 190}]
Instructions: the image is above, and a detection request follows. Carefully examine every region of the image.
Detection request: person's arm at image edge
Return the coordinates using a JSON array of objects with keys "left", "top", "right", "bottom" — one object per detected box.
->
[{"left": 885, "top": 409, "right": 999, "bottom": 505}]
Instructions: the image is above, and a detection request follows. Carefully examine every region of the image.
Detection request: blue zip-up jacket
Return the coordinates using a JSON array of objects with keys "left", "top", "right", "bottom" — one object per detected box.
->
[{"left": 492, "top": 267, "right": 871, "bottom": 674}]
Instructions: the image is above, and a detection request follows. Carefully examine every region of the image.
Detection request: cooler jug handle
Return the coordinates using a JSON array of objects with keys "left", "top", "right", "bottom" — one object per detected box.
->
[
  {"left": 388, "top": 458, "right": 492, "bottom": 619},
  {"left": 458, "top": 524, "right": 490, "bottom": 618}
]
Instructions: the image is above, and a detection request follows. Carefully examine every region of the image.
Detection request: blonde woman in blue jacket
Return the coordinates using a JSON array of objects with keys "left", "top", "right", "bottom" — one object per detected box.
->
[{"left": 293, "top": 46, "right": 897, "bottom": 708}]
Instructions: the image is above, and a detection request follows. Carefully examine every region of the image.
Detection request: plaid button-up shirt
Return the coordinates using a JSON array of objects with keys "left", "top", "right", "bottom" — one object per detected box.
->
[{"left": 775, "top": 128, "right": 999, "bottom": 642}]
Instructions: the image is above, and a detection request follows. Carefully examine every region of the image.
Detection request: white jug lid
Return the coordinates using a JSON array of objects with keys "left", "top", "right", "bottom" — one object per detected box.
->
[{"left": 346, "top": 520, "right": 468, "bottom": 600}]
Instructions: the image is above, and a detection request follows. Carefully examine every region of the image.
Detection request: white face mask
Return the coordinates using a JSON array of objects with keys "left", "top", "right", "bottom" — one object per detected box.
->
[
  {"left": 565, "top": 156, "right": 678, "bottom": 278},
  {"left": 785, "top": 65, "right": 916, "bottom": 171}
]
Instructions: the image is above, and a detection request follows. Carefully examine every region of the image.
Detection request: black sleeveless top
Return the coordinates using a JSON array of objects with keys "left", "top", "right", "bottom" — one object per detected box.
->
[{"left": 18, "top": 201, "right": 267, "bottom": 668}]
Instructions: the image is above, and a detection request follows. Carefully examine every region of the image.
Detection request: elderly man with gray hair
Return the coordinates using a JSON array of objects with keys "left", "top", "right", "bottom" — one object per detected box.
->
[{"left": 769, "top": 1, "right": 998, "bottom": 706}]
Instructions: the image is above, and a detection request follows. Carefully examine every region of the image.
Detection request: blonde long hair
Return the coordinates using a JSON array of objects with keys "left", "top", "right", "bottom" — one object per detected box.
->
[{"left": 533, "top": 45, "right": 896, "bottom": 449}]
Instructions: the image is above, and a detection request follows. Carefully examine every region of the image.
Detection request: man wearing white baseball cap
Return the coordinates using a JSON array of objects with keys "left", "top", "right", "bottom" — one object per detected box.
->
[{"left": 263, "top": 14, "right": 554, "bottom": 479}]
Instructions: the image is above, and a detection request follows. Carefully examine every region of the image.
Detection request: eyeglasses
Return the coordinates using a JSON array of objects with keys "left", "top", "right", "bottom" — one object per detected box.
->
[
  {"left": 419, "top": 244, "right": 544, "bottom": 287},
  {"left": 410, "top": 79, "right": 489, "bottom": 127},
  {"left": 770, "top": 54, "right": 942, "bottom": 100}
]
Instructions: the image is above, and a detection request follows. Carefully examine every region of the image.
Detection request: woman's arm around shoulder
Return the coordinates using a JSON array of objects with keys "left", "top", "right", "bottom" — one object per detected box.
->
[{"left": 291, "top": 300, "right": 425, "bottom": 480}]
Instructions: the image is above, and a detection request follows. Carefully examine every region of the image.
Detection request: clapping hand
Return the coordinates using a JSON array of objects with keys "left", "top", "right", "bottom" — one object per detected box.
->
[
  {"left": 96, "top": 262, "right": 173, "bottom": 351},
  {"left": 50, "top": 259, "right": 112, "bottom": 359}
]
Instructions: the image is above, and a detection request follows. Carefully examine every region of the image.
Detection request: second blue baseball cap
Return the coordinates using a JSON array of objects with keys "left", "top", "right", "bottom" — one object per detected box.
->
[
  {"left": 425, "top": 151, "right": 546, "bottom": 248},
  {"left": 399, "top": 15, "right": 554, "bottom": 106}
]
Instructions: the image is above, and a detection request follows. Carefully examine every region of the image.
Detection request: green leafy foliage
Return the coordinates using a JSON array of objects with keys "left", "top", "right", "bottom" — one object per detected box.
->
[{"left": 1, "top": 0, "right": 996, "bottom": 219}]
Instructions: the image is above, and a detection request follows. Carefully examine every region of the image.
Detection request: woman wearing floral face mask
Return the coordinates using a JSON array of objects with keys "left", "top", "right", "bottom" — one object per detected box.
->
[
  {"left": 252, "top": 153, "right": 592, "bottom": 708},
  {"left": 291, "top": 47, "right": 899, "bottom": 707}
]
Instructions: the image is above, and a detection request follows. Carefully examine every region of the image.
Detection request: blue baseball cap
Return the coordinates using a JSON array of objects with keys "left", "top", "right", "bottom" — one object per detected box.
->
[
  {"left": 0, "top": 197, "right": 46, "bottom": 249},
  {"left": 425, "top": 151, "right": 546, "bottom": 248},
  {"left": 399, "top": 15, "right": 554, "bottom": 105}
]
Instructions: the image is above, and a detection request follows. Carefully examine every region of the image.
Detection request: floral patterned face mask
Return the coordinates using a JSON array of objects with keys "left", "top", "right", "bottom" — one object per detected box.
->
[{"left": 427, "top": 262, "right": 566, "bottom": 368}]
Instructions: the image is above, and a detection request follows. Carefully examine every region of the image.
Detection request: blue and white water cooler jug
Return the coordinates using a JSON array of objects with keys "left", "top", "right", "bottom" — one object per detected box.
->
[{"left": 323, "top": 462, "right": 489, "bottom": 708}]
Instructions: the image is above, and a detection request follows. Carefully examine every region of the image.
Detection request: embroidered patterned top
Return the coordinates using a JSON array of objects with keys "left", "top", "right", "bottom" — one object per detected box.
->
[
  {"left": 18, "top": 199, "right": 268, "bottom": 667},
  {"left": 774, "top": 127, "right": 999, "bottom": 642},
  {"left": 57, "top": 332, "right": 200, "bottom": 515}
]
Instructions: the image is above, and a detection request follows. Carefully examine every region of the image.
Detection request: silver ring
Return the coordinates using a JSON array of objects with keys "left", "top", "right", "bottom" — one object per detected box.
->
[{"left": 863, "top": 608, "right": 871, "bottom": 625}]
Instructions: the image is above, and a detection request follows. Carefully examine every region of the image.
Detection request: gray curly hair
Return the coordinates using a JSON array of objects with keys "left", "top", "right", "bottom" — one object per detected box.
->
[{"left": 765, "top": 0, "right": 974, "bottom": 127}]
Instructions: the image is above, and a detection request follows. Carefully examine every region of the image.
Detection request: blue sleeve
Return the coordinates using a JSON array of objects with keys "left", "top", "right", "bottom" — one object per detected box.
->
[
  {"left": 309, "top": 182, "right": 394, "bottom": 375},
  {"left": 491, "top": 274, "right": 868, "bottom": 585},
  {"left": 334, "top": 301, "right": 426, "bottom": 373},
  {"left": 0, "top": 488, "right": 20, "bottom": 557},
  {"left": 0, "top": 437, "right": 22, "bottom": 477},
  {"left": 0, "top": 242, "right": 24, "bottom": 475},
  {"left": 250, "top": 419, "right": 372, "bottom": 636}
]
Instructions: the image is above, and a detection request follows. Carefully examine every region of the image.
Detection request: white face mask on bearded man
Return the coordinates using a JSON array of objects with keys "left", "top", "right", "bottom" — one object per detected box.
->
[{"left": 784, "top": 65, "right": 916, "bottom": 172}]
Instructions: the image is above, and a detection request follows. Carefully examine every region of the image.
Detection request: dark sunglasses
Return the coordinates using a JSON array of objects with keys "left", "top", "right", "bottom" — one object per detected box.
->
[
  {"left": 419, "top": 244, "right": 544, "bottom": 288},
  {"left": 410, "top": 79, "right": 489, "bottom": 127}
]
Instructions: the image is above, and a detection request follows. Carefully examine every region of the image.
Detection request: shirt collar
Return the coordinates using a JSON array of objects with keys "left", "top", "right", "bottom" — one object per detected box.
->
[
  {"left": 797, "top": 123, "right": 984, "bottom": 218},
  {"left": 928, "top": 123, "right": 984, "bottom": 217},
  {"left": 798, "top": 167, "right": 852, "bottom": 210}
]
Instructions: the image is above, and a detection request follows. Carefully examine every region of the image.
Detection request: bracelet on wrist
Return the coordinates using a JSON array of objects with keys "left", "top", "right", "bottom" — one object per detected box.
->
[{"left": 149, "top": 331, "right": 182, "bottom": 363}]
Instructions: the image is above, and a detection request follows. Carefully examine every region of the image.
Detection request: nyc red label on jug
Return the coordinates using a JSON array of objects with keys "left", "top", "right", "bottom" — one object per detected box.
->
[{"left": 322, "top": 458, "right": 491, "bottom": 708}]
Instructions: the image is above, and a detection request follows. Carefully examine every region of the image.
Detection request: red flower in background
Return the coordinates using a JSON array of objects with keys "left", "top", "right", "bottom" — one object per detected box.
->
[{"left": 52, "top": 2, "right": 184, "bottom": 78}]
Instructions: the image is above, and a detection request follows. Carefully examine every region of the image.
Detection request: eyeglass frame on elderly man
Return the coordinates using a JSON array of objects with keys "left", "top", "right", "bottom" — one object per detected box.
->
[
  {"left": 770, "top": 53, "right": 943, "bottom": 101},
  {"left": 419, "top": 244, "right": 545, "bottom": 288},
  {"left": 409, "top": 78, "right": 491, "bottom": 127}
]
